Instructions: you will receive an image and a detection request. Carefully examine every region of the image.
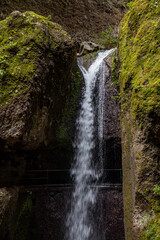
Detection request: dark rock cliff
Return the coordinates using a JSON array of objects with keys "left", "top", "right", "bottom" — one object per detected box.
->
[
  {"left": 0, "top": 11, "right": 82, "bottom": 185},
  {"left": 0, "top": 187, "right": 33, "bottom": 240},
  {"left": 0, "top": 0, "right": 126, "bottom": 41},
  {"left": 103, "top": 52, "right": 122, "bottom": 170},
  {"left": 119, "top": 0, "right": 160, "bottom": 239}
]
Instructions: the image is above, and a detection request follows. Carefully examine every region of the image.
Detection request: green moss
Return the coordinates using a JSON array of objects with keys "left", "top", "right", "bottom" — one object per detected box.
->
[
  {"left": 153, "top": 185, "right": 160, "bottom": 195},
  {"left": 0, "top": 11, "right": 70, "bottom": 106},
  {"left": 141, "top": 186, "right": 160, "bottom": 240},
  {"left": 119, "top": 0, "right": 160, "bottom": 121}
]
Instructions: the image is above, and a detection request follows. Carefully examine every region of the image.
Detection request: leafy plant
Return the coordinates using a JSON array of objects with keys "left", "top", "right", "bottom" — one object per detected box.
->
[
  {"left": 153, "top": 185, "right": 160, "bottom": 195},
  {"left": 46, "top": 15, "right": 51, "bottom": 20},
  {"left": 141, "top": 186, "right": 160, "bottom": 240},
  {"left": 96, "top": 27, "right": 117, "bottom": 49},
  {"left": 127, "top": 1, "right": 134, "bottom": 8},
  {"left": 0, "top": 69, "right": 5, "bottom": 76}
]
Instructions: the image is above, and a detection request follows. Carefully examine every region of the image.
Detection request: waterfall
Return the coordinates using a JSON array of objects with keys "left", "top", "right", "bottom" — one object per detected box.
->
[{"left": 66, "top": 49, "right": 114, "bottom": 240}]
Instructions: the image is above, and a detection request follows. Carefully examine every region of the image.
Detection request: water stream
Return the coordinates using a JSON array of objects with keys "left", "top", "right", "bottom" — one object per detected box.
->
[{"left": 66, "top": 49, "right": 114, "bottom": 240}]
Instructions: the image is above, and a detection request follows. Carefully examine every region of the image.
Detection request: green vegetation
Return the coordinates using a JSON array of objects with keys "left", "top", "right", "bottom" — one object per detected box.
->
[
  {"left": 119, "top": 0, "right": 160, "bottom": 121},
  {"left": 153, "top": 185, "right": 160, "bottom": 195},
  {"left": 122, "top": 0, "right": 133, "bottom": 6},
  {"left": 0, "top": 11, "right": 70, "bottom": 106},
  {"left": 119, "top": 1, "right": 160, "bottom": 238},
  {"left": 96, "top": 27, "right": 117, "bottom": 49},
  {"left": 142, "top": 216, "right": 160, "bottom": 240},
  {"left": 141, "top": 185, "right": 160, "bottom": 240}
]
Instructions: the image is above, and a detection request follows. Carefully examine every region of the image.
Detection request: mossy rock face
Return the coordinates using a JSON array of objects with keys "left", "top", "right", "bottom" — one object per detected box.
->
[
  {"left": 0, "top": 11, "right": 71, "bottom": 106},
  {"left": 119, "top": 1, "right": 160, "bottom": 239},
  {"left": 0, "top": 11, "right": 78, "bottom": 184},
  {"left": 119, "top": 0, "right": 160, "bottom": 121}
]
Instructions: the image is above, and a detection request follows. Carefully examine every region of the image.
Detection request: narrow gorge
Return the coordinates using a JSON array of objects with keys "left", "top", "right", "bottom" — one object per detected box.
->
[{"left": 0, "top": 0, "right": 160, "bottom": 240}]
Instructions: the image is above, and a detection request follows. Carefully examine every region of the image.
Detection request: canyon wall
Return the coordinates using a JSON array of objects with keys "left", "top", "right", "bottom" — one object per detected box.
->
[
  {"left": 0, "top": 0, "right": 126, "bottom": 41},
  {"left": 1, "top": 1, "right": 160, "bottom": 240},
  {"left": 0, "top": 0, "right": 128, "bottom": 187},
  {"left": 119, "top": 0, "right": 160, "bottom": 239},
  {"left": 103, "top": 52, "right": 122, "bottom": 170}
]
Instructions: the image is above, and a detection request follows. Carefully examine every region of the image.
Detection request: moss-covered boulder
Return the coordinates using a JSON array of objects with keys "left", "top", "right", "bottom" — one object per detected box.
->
[
  {"left": 119, "top": 0, "right": 160, "bottom": 239},
  {"left": 0, "top": 11, "right": 81, "bottom": 185}
]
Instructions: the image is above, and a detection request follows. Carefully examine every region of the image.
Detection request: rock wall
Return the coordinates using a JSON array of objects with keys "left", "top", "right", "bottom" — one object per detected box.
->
[
  {"left": 0, "top": 188, "right": 19, "bottom": 239},
  {"left": 12, "top": 187, "right": 124, "bottom": 240},
  {"left": 103, "top": 52, "right": 122, "bottom": 170},
  {"left": 0, "top": 11, "right": 82, "bottom": 185},
  {"left": 0, "top": 187, "right": 33, "bottom": 240},
  {"left": 119, "top": 0, "right": 160, "bottom": 239},
  {"left": 0, "top": 0, "right": 126, "bottom": 41}
]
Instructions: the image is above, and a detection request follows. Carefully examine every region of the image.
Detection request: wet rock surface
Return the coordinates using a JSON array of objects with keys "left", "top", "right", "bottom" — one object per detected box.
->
[
  {"left": 100, "top": 189, "right": 125, "bottom": 240},
  {"left": 103, "top": 54, "right": 122, "bottom": 170},
  {"left": 0, "top": 188, "right": 19, "bottom": 239},
  {"left": 23, "top": 187, "right": 124, "bottom": 240}
]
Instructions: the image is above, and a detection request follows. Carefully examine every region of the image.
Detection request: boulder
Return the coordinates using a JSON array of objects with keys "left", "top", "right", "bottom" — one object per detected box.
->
[
  {"left": 0, "top": 11, "right": 80, "bottom": 185},
  {"left": 77, "top": 41, "right": 105, "bottom": 56}
]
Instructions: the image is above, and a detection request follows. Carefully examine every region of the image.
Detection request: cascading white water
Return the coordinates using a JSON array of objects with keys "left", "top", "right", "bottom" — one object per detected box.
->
[{"left": 67, "top": 49, "right": 114, "bottom": 240}]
